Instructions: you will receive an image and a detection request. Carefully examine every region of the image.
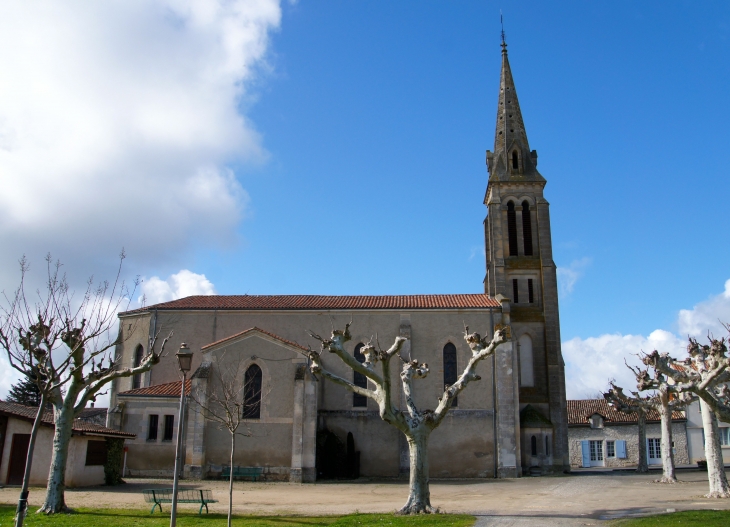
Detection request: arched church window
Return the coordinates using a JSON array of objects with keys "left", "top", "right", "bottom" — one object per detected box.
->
[
  {"left": 519, "top": 334, "right": 534, "bottom": 387},
  {"left": 512, "top": 151, "right": 519, "bottom": 169},
  {"left": 507, "top": 201, "right": 518, "bottom": 256},
  {"left": 353, "top": 343, "right": 367, "bottom": 408},
  {"left": 531, "top": 435, "right": 537, "bottom": 456},
  {"left": 522, "top": 200, "right": 533, "bottom": 256},
  {"left": 132, "top": 345, "right": 144, "bottom": 389},
  {"left": 443, "top": 342, "right": 458, "bottom": 407},
  {"left": 243, "top": 364, "right": 262, "bottom": 419}
]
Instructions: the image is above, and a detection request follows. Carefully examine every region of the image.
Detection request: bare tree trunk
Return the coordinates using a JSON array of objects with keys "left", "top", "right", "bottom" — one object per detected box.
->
[
  {"left": 15, "top": 394, "right": 46, "bottom": 527},
  {"left": 657, "top": 394, "right": 677, "bottom": 483},
  {"left": 398, "top": 432, "right": 437, "bottom": 515},
  {"left": 228, "top": 433, "right": 235, "bottom": 527},
  {"left": 700, "top": 399, "right": 730, "bottom": 498},
  {"left": 636, "top": 412, "right": 648, "bottom": 474},
  {"left": 38, "top": 406, "right": 74, "bottom": 513}
]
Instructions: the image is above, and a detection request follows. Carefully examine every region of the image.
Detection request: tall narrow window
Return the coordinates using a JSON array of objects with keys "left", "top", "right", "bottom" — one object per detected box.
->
[
  {"left": 512, "top": 279, "right": 519, "bottom": 304},
  {"left": 545, "top": 435, "right": 550, "bottom": 456},
  {"left": 528, "top": 279, "right": 534, "bottom": 304},
  {"left": 519, "top": 334, "right": 534, "bottom": 387},
  {"left": 147, "top": 414, "right": 158, "bottom": 441},
  {"left": 132, "top": 345, "right": 144, "bottom": 389},
  {"left": 353, "top": 343, "right": 367, "bottom": 407},
  {"left": 163, "top": 415, "right": 174, "bottom": 441},
  {"left": 243, "top": 364, "right": 262, "bottom": 419},
  {"left": 512, "top": 150, "right": 519, "bottom": 169},
  {"left": 531, "top": 435, "right": 537, "bottom": 456},
  {"left": 507, "top": 201, "right": 518, "bottom": 256},
  {"left": 443, "top": 343, "right": 458, "bottom": 407},
  {"left": 522, "top": 201, "right": 533, "bottom": 255}
]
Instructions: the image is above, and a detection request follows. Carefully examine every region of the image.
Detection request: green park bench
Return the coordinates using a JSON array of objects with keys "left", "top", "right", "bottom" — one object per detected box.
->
[
  {"left": 220, "top": 465, "right": 264, "bottom": 481},
  {"left": 143, "top": 488, "right": 218, "bottom": 515}
]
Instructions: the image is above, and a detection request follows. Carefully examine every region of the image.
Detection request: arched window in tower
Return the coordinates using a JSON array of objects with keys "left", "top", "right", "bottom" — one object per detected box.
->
[
  {"left": 243, "top": 364, "right": 263, "bottom": 419},
  {"left": 507, "top": 201, "right": 518, "bottom": 256},
  {"left": 519, "top": 334, "right": 534, "bottom": 387},
  {"left": 531, "top": 435, "right": 538, "bottom": 456},
  {"left": 522, "top": 200, "right": 533, "bottom": 256},
  {"left": 353, "top": 343, "right": 367, "bottom": 407},
  {"left": 512, "top": 150, "right": 519, "bottom": 170},
  {"left": 443, "top": 342, "right": 458, "bottom": 407},
  {"left": 132, "top": 344, "right": 144, "bottom": 389}
]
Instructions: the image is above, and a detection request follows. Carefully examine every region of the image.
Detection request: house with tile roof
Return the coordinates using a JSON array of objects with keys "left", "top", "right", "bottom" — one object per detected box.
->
[
  {"left": 567, "top": 399, "right": 689, "bottom": 469},
  {"left": 0, "top": 401, "right": 134, "bottom": 487},
  {"left": 108, "top": 39, "right": 569, "bottom": 482}
]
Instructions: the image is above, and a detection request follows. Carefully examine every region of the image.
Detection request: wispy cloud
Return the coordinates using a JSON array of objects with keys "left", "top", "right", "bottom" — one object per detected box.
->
[{"left": 556, "top": 257, "right": 592, "bottom": 297}]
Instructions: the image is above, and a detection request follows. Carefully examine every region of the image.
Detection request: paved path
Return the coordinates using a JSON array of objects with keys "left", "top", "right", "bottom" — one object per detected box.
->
[{"left": 2, "top": 469, "right": 728, "bottom": 522}]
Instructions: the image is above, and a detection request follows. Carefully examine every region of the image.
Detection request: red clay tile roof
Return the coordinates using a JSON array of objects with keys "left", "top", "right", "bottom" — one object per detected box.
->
[
  {"left": 202, "top": 327, "right": 309, "bottom": 352},
  {"left": 121, "top": 294, "right": 500, "bottom": 315},
  {"left": 0, "top": 400, "right": 134, "bottom": 438},
  {"left": 567, "top": 399, "right": 685, "bottom": 425},
  {"left": 118, "top": 380, "right": 191, "bottom": 397}
]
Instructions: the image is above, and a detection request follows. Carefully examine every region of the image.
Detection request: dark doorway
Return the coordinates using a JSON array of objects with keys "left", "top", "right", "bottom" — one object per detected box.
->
[{"left": 7, "top": 434, "right": 31, "bottom": 485}]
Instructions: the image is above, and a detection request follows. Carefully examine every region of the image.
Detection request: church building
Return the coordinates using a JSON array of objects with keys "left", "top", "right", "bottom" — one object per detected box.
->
[{"left": 108, "top": 39, "right": 569, "bottom": 481}]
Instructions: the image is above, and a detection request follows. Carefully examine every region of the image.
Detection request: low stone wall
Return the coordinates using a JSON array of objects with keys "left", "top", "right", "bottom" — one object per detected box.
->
[{"left": 568, "top": 422, "right": 689, "bottom": 468}]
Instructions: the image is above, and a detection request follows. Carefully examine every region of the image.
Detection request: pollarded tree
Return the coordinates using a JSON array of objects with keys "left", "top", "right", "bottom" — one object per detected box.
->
[
  {"left": 0, "top": 254, "right": 172, "bottom": 513},
  {"left": 642, "top": 334, "right": 730, "bottom": 498},
  {"left": 303, "top": 322, "right": 509, "bottom": 514},
  {"left": 604, "top": 382, "right": 653, "bottom": 473}
]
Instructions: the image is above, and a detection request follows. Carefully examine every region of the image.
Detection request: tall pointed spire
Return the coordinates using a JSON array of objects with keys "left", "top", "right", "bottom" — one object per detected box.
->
[{"left": 486, "top": 30, "right": 542, "bottom": 182}]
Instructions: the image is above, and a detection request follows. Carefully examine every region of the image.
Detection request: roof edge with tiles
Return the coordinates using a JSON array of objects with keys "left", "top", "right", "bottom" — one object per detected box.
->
[
  {"left": 118, "top": 380, "right": 191, "bottom": 398},
  {"left": 201, "top": 326, "right": 309, "bottom": 352},
  {"left": 567, "top": 399, "right": 686, "bottom": 426},
  {"left": 120, "top": 294, "right": 500, "bottom": 316}
]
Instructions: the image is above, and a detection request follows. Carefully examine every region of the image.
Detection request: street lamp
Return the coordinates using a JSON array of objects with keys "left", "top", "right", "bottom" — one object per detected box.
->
[{"left": 170, "top": 343, "right": 193, "bottom": 527}]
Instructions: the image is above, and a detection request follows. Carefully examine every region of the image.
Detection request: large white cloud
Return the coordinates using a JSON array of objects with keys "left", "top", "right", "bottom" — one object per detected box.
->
[
  {"left": 0, "top": 0, "right": 280, "bottom": 282},
  {"left": 140, "top": 269, "right": 217, "bottom": 305},
  {"left": 563, "top": 279, "right": 730, "bottom": 399}
]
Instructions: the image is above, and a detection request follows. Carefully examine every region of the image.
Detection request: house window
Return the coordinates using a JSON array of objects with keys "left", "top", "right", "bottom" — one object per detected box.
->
[
  {"left": 528, "top": 279, "right": 534, "bottom": 303},
  {"left": 606, "top": 440, "right": 615, "bottom": 458},
  {"left": 531, "top": 435, "right": 537, "bottom": 456},
  {"left": 243, "top": 364, "right": 263, "bottom": 419},
  {"left": 163, "top": 415, "right": 174, "bottom": 441},
  {"left": 719, "top": 428, "right": 730, "bottom": 446},
  {"left": 522, "top": 201, "right": 533, "bottom": 255},
  {"left": 507, "top": 201, "right": 518, "bottom": 256},
  {"left": 648, "top": 438, "right": 661, "bottom": 460},
  {"left": 147, "top": 414, "right": 158, "bottom": 441},
  {"left": 443, "top": 343, "right": 458, "bottom": 407},
  {"left": 353, "top": 343, "right": 368, "bottom": 408},
  {"left": 85, "top": 440, "right": 107, "bottom": 466},
  {"left": 132, "top": 345, "right": 144, "bottom": 389},
  {"left": 589, "top": 440, "right": 603, "bottom": 461},
  {"left": 512, "top": 279, "right": 519, "bottom": 303}
]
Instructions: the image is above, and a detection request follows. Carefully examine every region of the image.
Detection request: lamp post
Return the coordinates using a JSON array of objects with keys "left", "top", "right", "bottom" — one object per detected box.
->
[{"left": 170, "top": 343, "right": 193, "bottom": 527}]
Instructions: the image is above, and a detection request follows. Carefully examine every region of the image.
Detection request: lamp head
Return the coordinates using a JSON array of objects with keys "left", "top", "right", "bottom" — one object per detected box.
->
[{"left": 176, "top": 343, "right": 193, "bottom": 374}]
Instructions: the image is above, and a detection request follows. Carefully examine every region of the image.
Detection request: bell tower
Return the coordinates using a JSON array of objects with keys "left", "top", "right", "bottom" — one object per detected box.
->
[{"left": 484, "top": 36, "right": 569, "bottom": 472}]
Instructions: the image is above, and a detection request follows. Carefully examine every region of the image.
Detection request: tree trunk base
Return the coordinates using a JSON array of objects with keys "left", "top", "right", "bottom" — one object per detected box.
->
[
  {"left": 705, "top": 490, "right": 730, "bottom": 499},
  {"left": 635, "top": 467, "right": 649, "bottom": 474},
  {"left": 654, "top": 476, "right": 678, "bottom": 484},
  {"left": 397, "top": 503, "right": 440, "bottom": 515},
  {"left": 37, "top": 504, "right": 72, "bottom": 514}
]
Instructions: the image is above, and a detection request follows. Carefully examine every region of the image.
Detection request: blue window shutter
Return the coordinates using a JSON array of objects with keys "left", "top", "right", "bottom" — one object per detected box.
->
[
  {"left": 616, "top": 440, "right": 627, "bottom": 459},
  {"left": 581, "top": 441, "right": 591, "bottom": 467}
]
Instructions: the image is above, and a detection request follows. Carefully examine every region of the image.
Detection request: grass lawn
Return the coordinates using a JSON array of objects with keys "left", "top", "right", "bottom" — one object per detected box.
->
[
  {"left": 611, "top": 509, "right": 730, "bottom": 526},
  {"left": 0, "top": 506, "right": 475, "bottom": 527}
]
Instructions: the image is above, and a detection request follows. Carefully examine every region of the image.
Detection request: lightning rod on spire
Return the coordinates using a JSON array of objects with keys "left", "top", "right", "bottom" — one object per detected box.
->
[{"left": 500, "top": 11, "right": 507, "bottom": 52}]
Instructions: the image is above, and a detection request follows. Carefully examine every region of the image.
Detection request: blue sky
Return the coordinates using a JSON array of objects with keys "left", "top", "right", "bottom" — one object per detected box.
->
[{"left": 1, "top": 1, "right": 729, "bottom": 398}]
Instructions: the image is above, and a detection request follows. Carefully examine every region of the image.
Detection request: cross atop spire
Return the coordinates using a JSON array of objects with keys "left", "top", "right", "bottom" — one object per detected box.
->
[{"left": 500, "top": 12, "right": 507, "bottom": 54}]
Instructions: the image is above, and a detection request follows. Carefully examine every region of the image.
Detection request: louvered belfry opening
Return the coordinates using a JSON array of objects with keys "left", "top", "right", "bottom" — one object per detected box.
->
[
  {"left": 443, "top": 342, "right": 458, "bottom": 407},
  {"left": 132, "top": 345, "right": 144, "bottom": 389},
  {"left": 353, "top": 343, "right": 367, "bottom": 407},
  {"left": 522, "top": 200, "right": 533, "bottom": 256},
  {"left": 512, "top": 279, "right": 519, "bottom": 303},
  {"left": 507, "top": 201, "right": 518, "bottom": 256}
]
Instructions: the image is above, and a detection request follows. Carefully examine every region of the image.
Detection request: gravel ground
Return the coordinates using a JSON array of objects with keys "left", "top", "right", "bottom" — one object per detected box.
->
[{"left": 1, "top": 469, "right": 729, "bottom": 523}]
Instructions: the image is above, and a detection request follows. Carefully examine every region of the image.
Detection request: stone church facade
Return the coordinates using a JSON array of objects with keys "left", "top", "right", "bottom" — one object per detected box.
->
[{"left": 107, "top": 41, "right": 569, "bottom": 481}]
